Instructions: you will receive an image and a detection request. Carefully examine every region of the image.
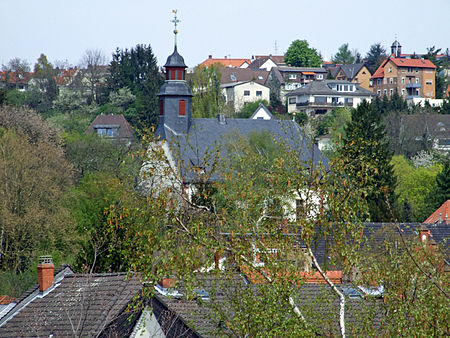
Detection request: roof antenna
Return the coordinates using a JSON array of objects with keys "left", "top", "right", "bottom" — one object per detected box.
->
[
  {"left": 274, "top": 40, "right": 278, "bottom": 55},
  {"left": 171, "top": 9, "right": 180, "bottom": 49}
]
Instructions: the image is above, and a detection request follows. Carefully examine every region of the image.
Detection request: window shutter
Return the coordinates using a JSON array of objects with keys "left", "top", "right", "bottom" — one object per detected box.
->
[
  {"left": 179, "top": 100, "right": 186, "bottom": 116},
  {"left": 159, "top": 100, "right": 164, "bottom": 115}
]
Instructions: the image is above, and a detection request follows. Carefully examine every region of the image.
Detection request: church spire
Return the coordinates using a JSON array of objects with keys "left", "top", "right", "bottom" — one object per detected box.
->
[{"left": 171, "top": 9, "right": 180, "bottom": 49}]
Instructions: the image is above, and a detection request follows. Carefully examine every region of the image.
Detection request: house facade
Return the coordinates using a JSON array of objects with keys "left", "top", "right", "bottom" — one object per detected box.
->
[
  {"left": 371, "top": 57, "right": 436, "bottom": 99},
  {"left": 221, "top": 81, "right": 270, "bottom": 111},
  {"left": 267, "top": 66, "right": 328, "bottom": 103},
  {"left": 286, "top": 80, "right": 373, "bottom": 115},
  {"left": 334, "top": 63, "right": 372, "bottom": 90}
]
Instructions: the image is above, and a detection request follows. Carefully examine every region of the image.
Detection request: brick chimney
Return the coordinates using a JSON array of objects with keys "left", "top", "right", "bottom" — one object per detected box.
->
[{"left": 37, "top": 255, "right": 54, "bottom": 292}]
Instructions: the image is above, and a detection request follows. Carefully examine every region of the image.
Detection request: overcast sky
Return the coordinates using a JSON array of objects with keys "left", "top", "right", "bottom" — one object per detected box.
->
[{"left": 1, "top": 0, "right": 449, "bottom": 69}]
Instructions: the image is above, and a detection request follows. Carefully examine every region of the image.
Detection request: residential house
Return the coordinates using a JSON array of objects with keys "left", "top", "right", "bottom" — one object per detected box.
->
[
  {"left": 0, "top": 257, "right": 143, "bottom": 337},
  {"left": 286, "top": 80, "right": 373, "bottom": 115},
  {"left": 250, "top": 103, "right": 273, "bottom": 120},
  {"left": 221, "top": 81, "right": 270, "bottom": 111},
  {"left": 248, "top": 55, "right": 285, "bottom": 70},
  {"left": 199, "top": 55, "right": 251, "bottom": 68},
  {"left": 0, "top": 70, "right": 33, "bottom": 91},
  {"left": 398, "top": 114, "right": 450, "bottom": 152},
  {"left": 219, "top": 67, "right": 269, "bottom": 85},
  {"left": 371, "top": 41, "right": 437, "bottom": 99},
  {"left": 334, "top": 63, "right": 372, "bottom": 90},
  {"left": 424, "top": 200, "right": 450, "bottom": 225},
  {"left": 86, "top": 114, "right": 136, "bottom": 144},
  {"left": 267, "top": 66, "right": 328, "bottom": 103}
]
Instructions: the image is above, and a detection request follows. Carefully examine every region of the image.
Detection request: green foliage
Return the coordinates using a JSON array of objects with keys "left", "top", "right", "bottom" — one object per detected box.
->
[
  {"left": 294, "top": 111, "right": 308, "bottom": 126},
  {"left": 391, "top": 155, "right": 440, "bottom": 222},
  {"left": 360, "top": 226, "right": 449, "bottom": 336},
  {"left": 236, "top": 99, "right": 269, "bottom": 118},
  {"left": 332, "top": 43, "right": 355, "bottom": 64},
  {"left": 70, "top": 172, "right": 141, "bottom": 273},
  {"left": 340, "top": 101, "right": 397, "bottom": 221},
  {"left": 431, "top": 160, "right": 450, "bottom": 209},
  {"left": 189, "top": 64, "right": 224, "bottom": 118},
  {"left": 365, "top": 43, "right": 387, "bottom": 73},
  {"left": 0, "top": 107, "right": 75, "bottom": 273},
  {"left": 33, "top": 53, "right": 58, "bottom": 104},
  {"left": 285, "top": 40, "right": 322, "bottom": 67},
  {"left": 63, "top": 131, "right": 139, "bottom": 179},
  {"left": 108, "top": 44, "right": 163, "bottom": 133}
]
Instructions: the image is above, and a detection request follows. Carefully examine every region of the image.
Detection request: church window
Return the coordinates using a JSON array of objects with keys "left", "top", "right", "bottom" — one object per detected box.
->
[{"left": 179, "top": 100, "right": 186, "bottom": 116}]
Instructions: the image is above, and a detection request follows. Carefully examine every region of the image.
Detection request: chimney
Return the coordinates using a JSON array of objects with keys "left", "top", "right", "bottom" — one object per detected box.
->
[{"left": 37, "top": 255, "right": 54, "bottom": 292}]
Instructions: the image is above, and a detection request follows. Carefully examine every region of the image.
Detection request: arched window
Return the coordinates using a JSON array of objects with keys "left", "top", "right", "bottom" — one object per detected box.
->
[{"left": 179, "top": 100, "right": 186, "bottom": 116}]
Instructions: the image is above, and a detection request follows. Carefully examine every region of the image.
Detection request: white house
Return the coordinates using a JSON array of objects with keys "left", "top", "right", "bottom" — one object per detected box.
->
[
  {"left": 286, "top": 80, "right": 373, "bottom": 116},
  {"left": 221, "top": 81, "right": 270, "bottom": 111},
  {"left": 250, "top": 103, "right": 273, "bottom": 120}
]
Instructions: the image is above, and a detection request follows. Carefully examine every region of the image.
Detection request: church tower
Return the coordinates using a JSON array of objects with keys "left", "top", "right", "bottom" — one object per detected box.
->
[
  {"left": 391, "top": 39, "right": 402, "bottom": 58},
  {"left": 156, "top": 10, "right": 193, "bottom": 138}
]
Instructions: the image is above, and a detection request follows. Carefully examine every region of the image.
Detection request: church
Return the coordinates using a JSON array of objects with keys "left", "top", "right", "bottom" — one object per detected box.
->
[{"left": 141, "top": 30, "right": 326, "bottom": 195}]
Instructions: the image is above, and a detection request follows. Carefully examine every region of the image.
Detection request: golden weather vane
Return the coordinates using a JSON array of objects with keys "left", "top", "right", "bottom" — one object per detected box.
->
[{"left": 171, "top": 10, "right": 180, "bottom": 47}]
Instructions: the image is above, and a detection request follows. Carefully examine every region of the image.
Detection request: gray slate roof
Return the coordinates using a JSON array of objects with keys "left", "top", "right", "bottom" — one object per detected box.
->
[
  {"left": 153, "top": 273, "right": 383, "bottom": 337},
  {"left": 161, "top": 117, "right": 327, "bottom": 182},
  {"left": 86, "top": 114, "right": 135, "bottom": 139},
  {"left": 338, "top": 63, "right": 368, "bottom": 80},
  {"left": 0, "top": 273, "right": 142, "bottom": 337},
  {"left": 286, "top": 80, "right": 374, "bottom": 97},
  {"left": 219, "top": 67, "right": 269, "bottom": 85},
  {"left": 164, "top": 46, "right": 187, "bottom": 68}
]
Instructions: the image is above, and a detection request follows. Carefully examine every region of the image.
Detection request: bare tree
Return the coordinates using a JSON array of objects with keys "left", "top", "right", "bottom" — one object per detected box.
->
[{"left": 80, "top": 49, "right": 107, "bottom": 104}]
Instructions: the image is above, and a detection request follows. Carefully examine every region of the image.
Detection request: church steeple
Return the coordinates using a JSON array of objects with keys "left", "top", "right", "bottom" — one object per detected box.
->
[
  {"left": 391, "top": 37, "right": 402, "bottom": 58},
  {"left": 156, "top": 10, "right": 193, "bottom": 137}
]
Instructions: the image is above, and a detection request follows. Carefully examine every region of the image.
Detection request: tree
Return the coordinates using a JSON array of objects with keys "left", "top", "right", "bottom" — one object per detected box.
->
[
  {"left": 2, "top": 57, "right": 31, "bottom": 74},
  {"left": 236, "top": 99, "right": 269, "bottom": 118},
  {"left": 365, "top": 43, "right": 388, "bottom": 73},
  {"left": 332, "top": 43, "right": 355, "bottom": 64},
  {"left": 431, "top": 160, "right": 450, "bottom": 209},
  {"left": 391, "top": 155, "right": 440, "bottom": 222},
  {"left": 285, "top": 40, "right": 322, "bottom": 67},
  {"left": 33, "top": 54, "right": 58, "bottom": 103},
  {"left": 80, "top": 49, "right": 107, "bottom": 104},
  {"left": 109, "top": 44, "right": 163, "bottom": 133},
  {"left": 340, "top": 100, "right": 397, "bottom": 221},
  {"left": 0, "top": 106, "right": 75, "bottom": 273},
  {"left": 189, "top": 64, "right": 224, "bottom": 118}
]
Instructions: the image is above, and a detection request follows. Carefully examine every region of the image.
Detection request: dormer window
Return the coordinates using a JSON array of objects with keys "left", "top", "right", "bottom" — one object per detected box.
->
[{"left": 289, "top": 74, "right": 297, "bottom": 79}]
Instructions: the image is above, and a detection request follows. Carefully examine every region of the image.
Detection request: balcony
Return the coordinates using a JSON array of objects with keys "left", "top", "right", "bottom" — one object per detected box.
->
[{"left": 406, "top": 83, "right": 421, "bottom": 89}]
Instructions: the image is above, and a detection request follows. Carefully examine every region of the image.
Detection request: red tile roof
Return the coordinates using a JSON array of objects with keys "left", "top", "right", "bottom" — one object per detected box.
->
[
  {"left": 372, "top": 57, "right": 436, "bottom": 79},
  {"left": 0, "top": 295, "right": 15, "bottom": 305},
  {"left": 200, "top": 56, "right": 251, "bottom": 68},
  {"left": 424, "top": 200, "right": 450, "bottom": 224}
]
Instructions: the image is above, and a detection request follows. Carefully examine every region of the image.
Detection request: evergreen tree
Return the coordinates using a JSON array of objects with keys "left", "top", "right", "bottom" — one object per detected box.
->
[
  {"left": 332, "top": 43, "right": 355, "bottom": 64},
  {"left": 109, "top": 44, "right": 163, "bottom": 133},
  {"left": 365, "top": 43, "right": 388, "bottom": 73},
  {"left": 433, "top": 160, "right": 450, "bottom": 208},
  {"left": 340, "top": 100, "right": 397, "bottom": 221}
]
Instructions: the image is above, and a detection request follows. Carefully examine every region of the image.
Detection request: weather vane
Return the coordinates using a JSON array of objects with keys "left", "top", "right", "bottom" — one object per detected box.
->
[{"left": 171, "top": 10, "right": 180, "bottom": 47}]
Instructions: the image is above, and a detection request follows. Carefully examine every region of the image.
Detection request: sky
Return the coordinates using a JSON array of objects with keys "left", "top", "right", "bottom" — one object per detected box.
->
[{"left": 1, "top": 0, "right": 449, "bottom": 69}]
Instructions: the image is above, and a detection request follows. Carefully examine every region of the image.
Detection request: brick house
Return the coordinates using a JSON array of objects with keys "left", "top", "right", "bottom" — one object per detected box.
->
[{"left": 371, "top": 57, "right": 436, "bottom": 99}]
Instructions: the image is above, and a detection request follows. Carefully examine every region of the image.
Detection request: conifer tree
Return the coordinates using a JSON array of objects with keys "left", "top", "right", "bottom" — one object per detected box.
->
[
  {"left": 340, "top": 100, "right": 397, "bottom": 221},
  {"left": 433, "top": 160, "right": 450, "bottom": 208}
]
